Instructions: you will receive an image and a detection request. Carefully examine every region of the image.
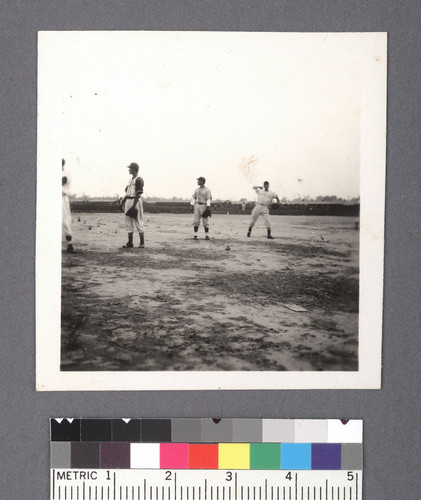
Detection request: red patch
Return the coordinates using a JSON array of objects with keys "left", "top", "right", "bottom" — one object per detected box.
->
[{"left": 189, "top": 444, "right": 219, "bottom": 469}]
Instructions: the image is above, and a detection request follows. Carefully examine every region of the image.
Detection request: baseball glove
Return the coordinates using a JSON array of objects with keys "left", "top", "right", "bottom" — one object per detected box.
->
[
  {"left": 202, "top": 207, "right": 212, "bottom": 218},
  {"left": 271, "top": 203, "right": 280, "bottom": 210},
  {"left": 125, "top": 206, "right": 138, "bottom": 219}
]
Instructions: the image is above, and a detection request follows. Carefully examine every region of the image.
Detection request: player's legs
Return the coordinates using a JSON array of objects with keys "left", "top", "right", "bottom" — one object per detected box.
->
[
  {"left": 132, "top": 200, "right": 145, "bottom": 248},
  {"left": 193, "top": 205, "right": 202, "bottom": 239},
  {"left": 262, "top": 210, "right": 273, "bottom": 238},
  {"left": 123, "top": 199, "right": 135, "bottom": 247},
  {"left": 62, "top": 195, "right": 75, "bottom": 253},
  {"left": 202, "top": 207, "right": 210, "bottom": 240},
  {"left": 62, "top": 197, "right": 72, "bottom": 236},
  {"left": 247, "top": 205, "right": 261, "bottom": 236}
]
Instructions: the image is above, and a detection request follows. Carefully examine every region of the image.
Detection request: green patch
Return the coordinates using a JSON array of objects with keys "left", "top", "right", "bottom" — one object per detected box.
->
[{"left": 250, "top": 443, "right": 281, "bottom": 470}]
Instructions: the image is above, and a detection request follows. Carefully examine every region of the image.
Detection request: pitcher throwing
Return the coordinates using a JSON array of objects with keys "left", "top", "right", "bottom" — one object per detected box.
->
[{"left": 247, "top": 181, "right": 280, "bottom": 239}]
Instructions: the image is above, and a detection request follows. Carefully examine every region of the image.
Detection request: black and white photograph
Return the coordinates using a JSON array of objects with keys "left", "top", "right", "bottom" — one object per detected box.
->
[{"left": 36, "top": 31, "right": 386, "bottom": 390}]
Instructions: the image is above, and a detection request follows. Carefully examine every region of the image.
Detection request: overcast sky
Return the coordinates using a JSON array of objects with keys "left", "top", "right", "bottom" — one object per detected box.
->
[{"left": 52, "top": 32, "right": 362, "bottom": 201}]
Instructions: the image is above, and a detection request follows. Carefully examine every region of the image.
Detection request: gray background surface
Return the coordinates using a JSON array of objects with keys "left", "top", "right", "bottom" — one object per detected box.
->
[{"left": 0, "top": 1, "right": 419, "bottom": 498}]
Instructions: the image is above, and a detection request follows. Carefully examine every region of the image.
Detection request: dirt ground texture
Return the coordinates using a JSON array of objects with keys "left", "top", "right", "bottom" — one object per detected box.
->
[{"left": 61, "top": 213, "right": 359, "bottom": 371}]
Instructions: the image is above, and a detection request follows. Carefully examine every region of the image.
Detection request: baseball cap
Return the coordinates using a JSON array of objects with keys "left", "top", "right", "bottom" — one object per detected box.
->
[
  {"left": 197, "top": 176, "right": 206, "bottom": 182},
  {"left": 128, "top": 162, "right": 139, "bottom": 171}
]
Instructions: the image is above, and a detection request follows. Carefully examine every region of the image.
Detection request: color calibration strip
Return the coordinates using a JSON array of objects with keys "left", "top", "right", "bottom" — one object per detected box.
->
[{"left": 51, "top": 419, "right": 362, "bottom": 471}]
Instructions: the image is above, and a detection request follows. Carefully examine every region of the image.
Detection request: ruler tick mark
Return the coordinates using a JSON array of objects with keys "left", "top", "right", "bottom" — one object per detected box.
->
[{"left": 356, "top": 474, "right": 358, "bottom": 500}]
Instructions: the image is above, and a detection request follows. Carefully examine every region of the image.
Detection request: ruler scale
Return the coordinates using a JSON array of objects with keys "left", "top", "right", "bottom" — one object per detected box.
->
[
  {"left": 51, "top": 471, "right": 362, "bottom": 500},
  {"left": 50, "top": 419, "right": 362, "bottom": 500}
]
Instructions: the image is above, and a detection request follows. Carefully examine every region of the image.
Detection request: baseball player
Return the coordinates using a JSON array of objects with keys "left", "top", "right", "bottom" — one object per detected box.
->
[
  {"left": 191, "top": 176, "right": 212, "bottom": 240},
  {"left": 62, "top": 159, "right": 75, "bottom": 253},
  {"left": 247, "top": 181, "right": 280, "bottom": 239},
  {"left": 121, "top": 162, "right": 145, "bottom": 248}
]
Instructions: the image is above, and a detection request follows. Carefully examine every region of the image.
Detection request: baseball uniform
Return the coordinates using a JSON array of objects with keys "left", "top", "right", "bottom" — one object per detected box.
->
[
  {"left": 124, "top": 175, "right": 144, "bottom": 233},
  {"left": 248, "top": 187, "right": 279, "bottom": 238},
  {"left": 191, "top": 186, "right": 212, "bottom": 228}
]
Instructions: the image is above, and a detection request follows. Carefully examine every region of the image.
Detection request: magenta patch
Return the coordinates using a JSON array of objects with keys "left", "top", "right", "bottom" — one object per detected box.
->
[{"left": 160, "top": 443, "right": 189, "bottom": 469}]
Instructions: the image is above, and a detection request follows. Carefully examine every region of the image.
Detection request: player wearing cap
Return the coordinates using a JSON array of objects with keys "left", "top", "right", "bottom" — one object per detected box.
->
[
  {"left": 62, "top": 158, "right": 75, "bottom": 253},
  {"left": 121, "top": 162, "right": 145, "bottom": 248},
  {"left": 191, "top": 176, "right": 212, "bottom": 240},
  {"left": 247, "top": 181, "right": 280, "bottom": 239}
]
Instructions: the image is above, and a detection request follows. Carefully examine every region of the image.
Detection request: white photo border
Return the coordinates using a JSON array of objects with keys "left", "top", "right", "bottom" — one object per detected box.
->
[{"left": 36, "top": 31, "right": 386, "bottom": 390}]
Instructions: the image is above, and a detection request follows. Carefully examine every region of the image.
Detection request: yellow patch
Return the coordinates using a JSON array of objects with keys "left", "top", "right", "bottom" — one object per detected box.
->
[{"left": 218, "top": 443, "right": 250, "bottom": 469}]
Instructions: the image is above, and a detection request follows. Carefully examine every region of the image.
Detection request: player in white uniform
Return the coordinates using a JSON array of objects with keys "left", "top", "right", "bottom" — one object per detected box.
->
[
  {"left": 62, "top": 159, "right": 75, "bottom": 253},
  {"left": 121, "top": 162, "right": 145, "bottom": 248},
  {"left": 191, "top": 176, "right": 212, "bottom": 240},
  {"left": 247, "top": 181, "right": 280, "bottom": 239}
]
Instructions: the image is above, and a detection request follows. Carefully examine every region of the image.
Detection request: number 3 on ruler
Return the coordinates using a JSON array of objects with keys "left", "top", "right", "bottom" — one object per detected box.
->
[{"left": 225, "top": 471, "right": 232, "bottom": 481}]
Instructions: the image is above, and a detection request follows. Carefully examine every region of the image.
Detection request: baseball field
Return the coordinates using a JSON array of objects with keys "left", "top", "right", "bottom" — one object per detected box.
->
[{"left": 61, "top": 213, "right": 359, "bottom": 371}]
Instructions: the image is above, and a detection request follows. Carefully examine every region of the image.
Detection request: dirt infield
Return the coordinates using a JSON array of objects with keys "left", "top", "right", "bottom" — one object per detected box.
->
[{"left": 61, "top": 213, "right": 359, "bottom": 371}]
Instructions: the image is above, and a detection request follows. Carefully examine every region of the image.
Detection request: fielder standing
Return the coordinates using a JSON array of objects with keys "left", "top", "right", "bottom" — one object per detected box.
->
[
  {"left": 62, "top": 159, "right": 75, "bottom": 253},
  {"left": 247, "top": 181, "right": 280, "bottom": 239},
  {"left": 191, "top": 176, "right": 212, "bottom": 240},
  {"left": 121, "top": 162, "right": 145, "bottom": 248}
]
